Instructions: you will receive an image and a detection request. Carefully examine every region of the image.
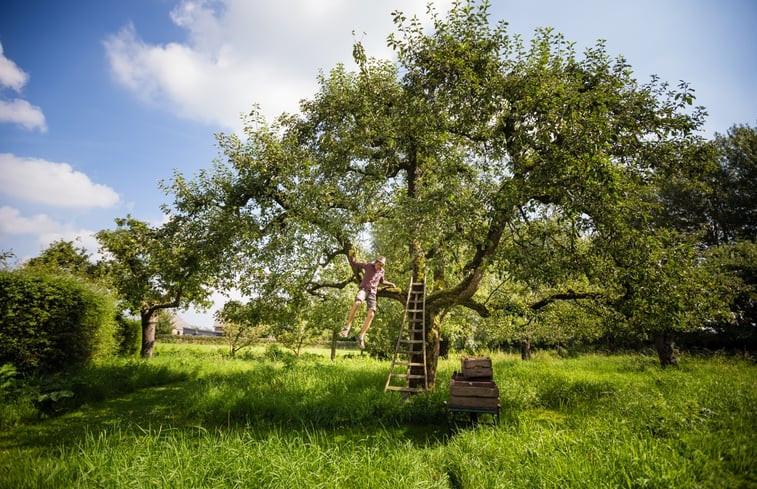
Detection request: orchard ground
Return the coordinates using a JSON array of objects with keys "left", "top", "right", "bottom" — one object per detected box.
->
[{"left": 0, "top": 343, "right": 754, "bottom": 488}]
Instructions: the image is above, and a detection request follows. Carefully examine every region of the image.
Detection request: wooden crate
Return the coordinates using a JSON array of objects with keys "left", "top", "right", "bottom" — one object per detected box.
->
[
  {"left": 448, "top": 373, "right": 499, "bottom": 410},
  {"left": 447, "top": 395, "right": 500, "bottom": 409},
  {"left": 461, "top": 356, "right": 493, "bottom": 379},
  {"left": 449, "top": 380, "right": 499, "bottom": 399}
]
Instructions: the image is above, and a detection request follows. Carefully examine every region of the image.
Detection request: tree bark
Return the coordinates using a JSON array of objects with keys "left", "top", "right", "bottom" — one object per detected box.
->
[
  {"left": 521, "top": 338, "right": 532, "bottom": 360},
  {"left": 330, "top": 330, "right": 337, "bottom": 361},
  {"left": 140, "top": 310, "right": 158, "bottom": 358},
  {"left": 654, "top": 332, "right": 678, "bottom": 367}
]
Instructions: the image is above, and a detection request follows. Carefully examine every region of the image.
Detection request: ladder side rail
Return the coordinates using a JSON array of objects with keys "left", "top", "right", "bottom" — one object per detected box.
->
[
  {"left": 384, "top": 277, "right": 415, "bottom": 392},
  {"left": 421, "top": 277, "right": 428, "bottom": 390}
]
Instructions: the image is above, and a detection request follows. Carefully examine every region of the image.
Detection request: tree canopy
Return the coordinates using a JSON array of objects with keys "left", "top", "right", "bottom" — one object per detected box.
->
[{"left": 164, "top": 1, "right": 733, "bottom": 378}]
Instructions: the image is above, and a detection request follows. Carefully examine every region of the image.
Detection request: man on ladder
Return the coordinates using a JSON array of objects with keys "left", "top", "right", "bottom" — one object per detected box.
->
[{"left": 340, "top": 254, "right": 397, "bottom": 349}]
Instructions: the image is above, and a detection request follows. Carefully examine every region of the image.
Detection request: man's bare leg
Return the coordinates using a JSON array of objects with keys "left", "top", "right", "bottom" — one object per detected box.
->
[
  {"left": 357, "top": 309, "right": 375, "bottom": 349},
  {"left": 341, "top": 300, "right": 362, "bottom": 337}
]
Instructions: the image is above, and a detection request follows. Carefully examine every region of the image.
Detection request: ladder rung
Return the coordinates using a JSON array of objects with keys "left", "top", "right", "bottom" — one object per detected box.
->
[
  {"left": 401, "top": 339, "right": 424, "bottom": 344},
  {"left": 385, "top": 386, "right": 427, "bottom": 393},
  {"left": 389, "top": 373, "right": 426, "bottom": 379},
  {"left": 393, "top": 362, "right": 425, "bottom": 367},
  {"left": 406, "top": 309, "right": 424, "bottom": 313}
]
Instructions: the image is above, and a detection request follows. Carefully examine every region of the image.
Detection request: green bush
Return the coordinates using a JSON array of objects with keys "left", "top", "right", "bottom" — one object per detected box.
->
[
  {"left": 0, "top": 271, "right": 117, "bottom": 373},
  {"left": 114, "top": 313, "right": 141, "bottom": 356}
]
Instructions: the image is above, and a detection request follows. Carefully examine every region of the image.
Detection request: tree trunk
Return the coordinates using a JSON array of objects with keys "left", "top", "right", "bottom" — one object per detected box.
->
[
  {"left": 654, "top": 332, "right": 678, "bottom": 367},
  {"left": 521, "top": 338, "right": 532, "bottom": 360},
  {"left": 330, "top": 330, "right": 337, "bottom": 361},
  {"left": 140, "top": 310, "right": 158, "bottom": 358},
  {"left": 426, "top": 315, "right": 441, "bottom": 388}
]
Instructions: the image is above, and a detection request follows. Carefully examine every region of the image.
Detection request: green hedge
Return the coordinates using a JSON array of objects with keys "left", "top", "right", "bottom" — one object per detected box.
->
[
  {"left": 115, "top": 314, "right": 141, "bottom": 357},
  {"left": 0, "top": 271, "right": 117, "bottom": 373}
]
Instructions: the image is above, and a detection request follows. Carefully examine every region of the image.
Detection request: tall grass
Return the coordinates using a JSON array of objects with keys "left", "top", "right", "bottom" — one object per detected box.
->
[{"left": 0, "top": 347, "right": 754, "bottom": 488}]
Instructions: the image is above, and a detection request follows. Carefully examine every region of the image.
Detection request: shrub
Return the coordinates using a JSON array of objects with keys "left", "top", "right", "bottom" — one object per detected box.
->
[
  {"left": 0, "top": 363, "right": 37, "bottom": 429},
  {"left": 0, "top": 271, "right": 117, "bottom": 373},
  {"left": 115, "top": 313, "right": 141, "bottom": 356}
]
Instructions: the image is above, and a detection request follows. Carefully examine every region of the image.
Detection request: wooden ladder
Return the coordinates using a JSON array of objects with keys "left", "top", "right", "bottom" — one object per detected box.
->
[{"left": 384, "top": 278, "right": 428, "bottom": 394}]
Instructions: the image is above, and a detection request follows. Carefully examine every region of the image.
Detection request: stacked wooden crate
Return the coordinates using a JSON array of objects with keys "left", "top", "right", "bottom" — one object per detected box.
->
[{"left": 446, "top": 357, "right": 500, "bottom": 427}]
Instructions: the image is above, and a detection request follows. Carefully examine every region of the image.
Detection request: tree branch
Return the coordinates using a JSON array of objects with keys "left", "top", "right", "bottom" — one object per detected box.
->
[
  {"left": 305, "top": 279, "right": 353, "bottom": 295},
  {"left": 528, "top": 290, "right": 603, "bottom": 311},
  {"left": 428, "top": 203, "right": 513, "bottom": 310},
  {"left": 459, "top": 298, "right": 492, "bottom": 318}
]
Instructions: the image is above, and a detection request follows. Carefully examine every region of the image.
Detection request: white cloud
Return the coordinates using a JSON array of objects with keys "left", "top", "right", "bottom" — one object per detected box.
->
[
  {"left": 104, "top": 0, "right": 453, "bottom": 130},
  {"left": 0, "top": 42, "right": 28, "bottom": 91},
  {"left": 0, "top": 42, "right": 47, "bottom": 132},
  {"left": 0, "top": 206, "right": 62, "bottom": 235},
  {"left": 0, "top": 206, "right": 102, "bottom": 261},
  {"left": 0, "top": 98, "right": 47, "bottom": 132},
  {"left": 38, "top": 229, "right": 101, "bottom": 258},
  {"left": 0, "top": 153, "right": 120, "bottom": 208}
]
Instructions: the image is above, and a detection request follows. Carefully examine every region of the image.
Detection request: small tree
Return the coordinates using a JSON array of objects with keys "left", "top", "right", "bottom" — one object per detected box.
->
[
  {"left": 267, "top": 294, "right": 323, "bottom": 357},
  {"left": 97, "top": 216, "right": 217, "bottom": 358},
  {"left": 216, "top": 300, "right": 269, "bottom": 357},
  {"left": 155, "top": 310, "right": 175, "bottom": 335}
]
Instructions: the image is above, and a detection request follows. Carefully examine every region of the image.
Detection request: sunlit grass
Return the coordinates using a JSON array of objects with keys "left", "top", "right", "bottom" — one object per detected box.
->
[{"left": 0, "top": 346, "right": 754, "bottom": 488}]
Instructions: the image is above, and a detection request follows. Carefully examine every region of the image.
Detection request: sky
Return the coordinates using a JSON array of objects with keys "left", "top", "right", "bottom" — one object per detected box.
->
[{"left": 1, "top": 0, "right": 755, "bottom": 327}]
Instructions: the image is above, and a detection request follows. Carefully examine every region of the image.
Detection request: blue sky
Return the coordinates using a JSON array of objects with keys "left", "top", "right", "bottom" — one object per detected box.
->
[{"left": 1, "top": 0, "right": 755, "bottom": 326}]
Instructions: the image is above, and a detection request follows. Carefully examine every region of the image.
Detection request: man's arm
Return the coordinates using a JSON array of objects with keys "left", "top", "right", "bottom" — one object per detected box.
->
[
  {"left": 347, "top": 253, "right": 368, "bottom": 271},
  {"left": 381, "top": 278, "right": 397, "bottom": 289}
]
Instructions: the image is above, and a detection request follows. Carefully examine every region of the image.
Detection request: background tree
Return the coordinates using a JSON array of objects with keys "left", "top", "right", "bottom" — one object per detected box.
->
[
  {"left": 266, "top": 293, "right": 326, "bottom": 357},
  {"left": 656, "top": 123, "right": 756, "bottom": 245},
  {"left": 23, "top": 240, "right": 103, "bottom": 281},
  {"left": 216, "top": 299, "right": 270, "bottom": 357},
  {"left": 96, "top": 216, "right": 216, "bottom": 358},
  {"left": 0, "top": 250, "right": 14, "bottom": 269},
  {"left": 708, "top": 124, "right": 756, "bottom": 244},
  {"left": 164, "top": 1, "right": 727, "bottom": 379},
  {"left": 154, "top": 310, "right": 175, "bottom": 336},
  {"left": 653, "top": 123, "right": 756, "bottom": 353}
]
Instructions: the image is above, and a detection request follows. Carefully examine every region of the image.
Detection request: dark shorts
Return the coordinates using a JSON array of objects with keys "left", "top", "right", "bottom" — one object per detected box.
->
[{"left": 355, "top": 288, "right": 377, "bottom": 311}]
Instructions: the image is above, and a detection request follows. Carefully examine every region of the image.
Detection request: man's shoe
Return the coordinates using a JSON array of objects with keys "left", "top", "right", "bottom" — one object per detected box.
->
[
  {"left": 339, "top": 325, "right": 351, "bottom": 338},
  {"left": 358, "top": 335, "right": 366, "bottom": 350}
]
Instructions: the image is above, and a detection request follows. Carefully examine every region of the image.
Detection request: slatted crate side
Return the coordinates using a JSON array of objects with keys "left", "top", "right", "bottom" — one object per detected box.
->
[
  {"left": 447, "top": 395, "right": 500, "bottom": 409},
  {"left": 449, "top": 382, "right": 499, "bottom": 398},
  {"left": 451, "top": 372, "right": 496, "bottom": 384},
  {"left": 460, "top": 356, "right": 493, "bottom": 379}
]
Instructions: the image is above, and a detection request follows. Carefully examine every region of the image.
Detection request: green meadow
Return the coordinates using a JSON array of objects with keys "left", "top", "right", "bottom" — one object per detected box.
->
[{"left": 0, "top": 344, "right": 754, "bottom": 489}]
